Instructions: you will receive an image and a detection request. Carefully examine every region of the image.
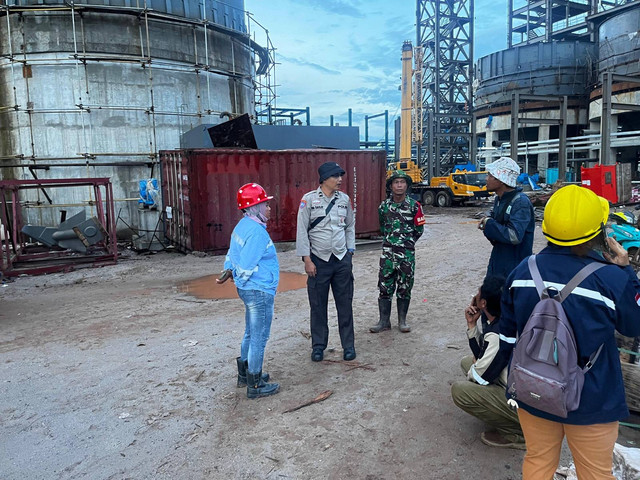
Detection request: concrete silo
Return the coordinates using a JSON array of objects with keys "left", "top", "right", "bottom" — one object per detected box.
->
[
  {"left": 474, "top": 0, "right": 640, "bottom": 182},
  {"left": 0, "top": 0, "right": 264, "bottom": 230},
  {"left": 589, "top": 5, "right": 640, "bottom": 166},
  {"left": 474, "top": 41, "right": 596, "bottom": 176}
]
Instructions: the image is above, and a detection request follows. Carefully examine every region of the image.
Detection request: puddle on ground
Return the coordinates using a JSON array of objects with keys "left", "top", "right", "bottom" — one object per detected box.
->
[{"left": 179, "top": 271, "right": 308, "bottom": 299}]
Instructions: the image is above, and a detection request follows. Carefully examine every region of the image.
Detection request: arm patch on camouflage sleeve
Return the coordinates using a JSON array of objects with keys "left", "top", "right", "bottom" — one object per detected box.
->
[{"left": 414, "top": 203, "right": 426, "bottom": 226}]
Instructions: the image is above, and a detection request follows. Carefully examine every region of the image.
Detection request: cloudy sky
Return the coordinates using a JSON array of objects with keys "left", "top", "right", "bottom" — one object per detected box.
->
[{"left": 244, "top": 0, "right": 509, "bottom": 141}]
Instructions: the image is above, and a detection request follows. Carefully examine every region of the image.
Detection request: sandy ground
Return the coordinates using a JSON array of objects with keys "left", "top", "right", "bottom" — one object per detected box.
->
[{"left": 1, "top": 206, "right": 638, "bottom": 480}]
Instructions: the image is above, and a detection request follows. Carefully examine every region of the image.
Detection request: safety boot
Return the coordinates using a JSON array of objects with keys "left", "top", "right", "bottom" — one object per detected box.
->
[
  {"left": 397, "top": 298, "right": 411, "bottom": 333},
  {"left": 370, "top": 298, "right": 392, "bottom": 333},
  {"left": 246, "top": 371, "right": 280, "bottom": 399},
  {"left": 236, "top": 357, "right": 269, "bottom": 387}
]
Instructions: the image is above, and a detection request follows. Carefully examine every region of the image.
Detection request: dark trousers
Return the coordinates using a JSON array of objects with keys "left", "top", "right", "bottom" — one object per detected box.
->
[{"left": 307, "top": 253, "right": 354, "bottom": 350}]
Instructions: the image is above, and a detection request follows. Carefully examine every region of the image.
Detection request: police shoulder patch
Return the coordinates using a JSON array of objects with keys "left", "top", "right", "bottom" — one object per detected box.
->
[{"left": 299, "top": 199, "right": 307, "bottom": 210}]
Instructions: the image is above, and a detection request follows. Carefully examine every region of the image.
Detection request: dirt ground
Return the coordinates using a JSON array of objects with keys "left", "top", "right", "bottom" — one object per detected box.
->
[{"left": 1, "top": 206, "right": 638, "bottom": 480}]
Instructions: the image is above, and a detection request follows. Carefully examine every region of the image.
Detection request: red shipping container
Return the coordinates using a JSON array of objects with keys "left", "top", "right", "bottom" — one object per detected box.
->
[
  {"left": 580, "top": 164, "right": 617, "bottom": 204},
  {"left": 160, "top": 149, "right": 387, "bottom": 253}
]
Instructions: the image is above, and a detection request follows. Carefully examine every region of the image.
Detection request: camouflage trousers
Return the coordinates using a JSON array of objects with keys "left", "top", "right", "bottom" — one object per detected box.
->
[{"left": 378, "top": 245, "right": 416, "bottom": 300}]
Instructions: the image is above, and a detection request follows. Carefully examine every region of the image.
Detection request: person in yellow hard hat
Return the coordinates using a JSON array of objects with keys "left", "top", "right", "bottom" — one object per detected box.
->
[{"left": 492, "top": 185, "right": 640, "bottom": 478}]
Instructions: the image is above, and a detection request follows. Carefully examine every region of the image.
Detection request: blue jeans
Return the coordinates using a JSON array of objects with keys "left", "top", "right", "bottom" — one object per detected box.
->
[{"left": 237, "top": 289, "right": 275, "bottom": 374}]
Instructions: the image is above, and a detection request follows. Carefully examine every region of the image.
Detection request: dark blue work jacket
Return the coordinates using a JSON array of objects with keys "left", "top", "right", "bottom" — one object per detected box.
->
[
  {"left": 496, "top": 246, "right": 640, "bottom": 425},
  {"left": 484, "top": 188, "right": 535, "bottom": 279}
]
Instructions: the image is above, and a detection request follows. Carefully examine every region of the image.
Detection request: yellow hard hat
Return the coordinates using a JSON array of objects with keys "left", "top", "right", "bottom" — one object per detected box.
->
[
  {"left": 612, "top": 211, "right": 633, "bottom": 224},
  {"left": 542, "top": 185, "right": 609, "bottom": 246}
]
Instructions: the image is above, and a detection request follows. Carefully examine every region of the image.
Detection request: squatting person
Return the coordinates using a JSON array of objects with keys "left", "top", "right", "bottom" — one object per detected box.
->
[
  {"left": 296, "top": 162, "right": 356, "bottom": 362},
  {"left": 217, "top": 182, "right": 280, "bottom": 399},
  {"left": 370, "top": 169, "right": 425, "bottom": 333},
  {"left": 450, "top": 275, "right": 525, "bottom": 449}
]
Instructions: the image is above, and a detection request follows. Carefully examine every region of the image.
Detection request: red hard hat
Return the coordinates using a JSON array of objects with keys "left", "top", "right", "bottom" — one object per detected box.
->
[{"left": 236, "top": 183, "right": 273, "bottom": 210}]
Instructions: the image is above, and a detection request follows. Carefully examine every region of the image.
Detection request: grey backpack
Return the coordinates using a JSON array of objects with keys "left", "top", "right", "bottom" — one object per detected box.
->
[{"left": 507, "top": 255, "right": 605, "bottom": 418}]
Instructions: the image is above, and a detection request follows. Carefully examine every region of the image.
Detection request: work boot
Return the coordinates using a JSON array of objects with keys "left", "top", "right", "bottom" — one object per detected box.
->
[
  {"left": 480, "top": 431, "right": 526, "bottom": 450},
  {"left": 246, "top": 371, "right": 280, "bottom": 399},
  {"left": 236, "top": 357, "right": 269, "bottom": 388},
  {"left": 370, "top": 298, "right": 392, "bottom": 333},
  {"left": 397, "top": 298, "right": 411, "bottom": 333}
]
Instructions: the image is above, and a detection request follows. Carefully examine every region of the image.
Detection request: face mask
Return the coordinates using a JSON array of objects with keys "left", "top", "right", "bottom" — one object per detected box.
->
[{"left": 244, "top": 203, "right": 269, "bottom": 226}]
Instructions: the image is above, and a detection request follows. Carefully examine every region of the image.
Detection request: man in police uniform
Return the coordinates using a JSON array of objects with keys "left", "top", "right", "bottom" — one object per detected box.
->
[
  {"left": 370, "top": 170, "right": 425, "bottom": 334},
  {"left": 296, "top": 162, "right": 356, "bottom": 362}
]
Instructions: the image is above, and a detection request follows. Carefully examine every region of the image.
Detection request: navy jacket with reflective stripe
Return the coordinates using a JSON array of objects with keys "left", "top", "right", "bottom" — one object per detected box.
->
[
  {"left": 496, "top": 246, "right": 640, "bottom": 425},
  {"left": 484, "top": 187, "right": 535, "bottom": 279}
]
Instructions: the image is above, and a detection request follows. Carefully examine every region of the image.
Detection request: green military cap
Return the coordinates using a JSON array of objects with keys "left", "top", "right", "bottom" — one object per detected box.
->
[{"left": 386, "top": 170, "right": 413, "bottom": 189}]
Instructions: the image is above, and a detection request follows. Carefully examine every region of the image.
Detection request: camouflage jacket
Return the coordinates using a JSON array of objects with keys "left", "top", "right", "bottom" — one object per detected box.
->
[{"left": 378, "top": 196, "right": 425, "bottom": 249}]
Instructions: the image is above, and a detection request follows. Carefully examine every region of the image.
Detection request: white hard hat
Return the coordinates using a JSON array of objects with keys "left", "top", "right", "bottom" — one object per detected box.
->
[{"left": 486, "top": 157, "right": 520, "bottom": 187}]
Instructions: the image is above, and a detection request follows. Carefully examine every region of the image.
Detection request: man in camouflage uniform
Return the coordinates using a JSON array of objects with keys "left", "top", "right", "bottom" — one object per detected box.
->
[{"left": 370, "top": 170, "right": 426, "bottom": 333}]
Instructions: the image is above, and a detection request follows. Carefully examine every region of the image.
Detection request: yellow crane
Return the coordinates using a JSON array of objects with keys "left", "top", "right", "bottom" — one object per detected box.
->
[{"left": 387, "top": 41, "right": 488, "bottom": 207}]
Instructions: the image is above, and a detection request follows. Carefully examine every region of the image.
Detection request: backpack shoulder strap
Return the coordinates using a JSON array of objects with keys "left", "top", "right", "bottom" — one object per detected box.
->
[
  {"left": 530, "top": 256, "right": 607, "bottom": 370},
  {"left": 556, "top": 262, "right": 607, "bottom": 302},
  {"left": 527, "top": 255, "right": 545, "bottom": 298}
]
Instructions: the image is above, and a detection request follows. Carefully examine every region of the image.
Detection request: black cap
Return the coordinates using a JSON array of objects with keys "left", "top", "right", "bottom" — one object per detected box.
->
[{"left": 318, "top": 162, "right": 345, "bottom": 183}]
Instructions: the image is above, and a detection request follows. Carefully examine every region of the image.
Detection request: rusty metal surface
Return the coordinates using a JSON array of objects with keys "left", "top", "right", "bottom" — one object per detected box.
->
[
  {"left": 0, "top": 178, "right": 118, "bottom": 277},
  {"left": 160, "top": 149, "right": 387, "bottom": 252}
]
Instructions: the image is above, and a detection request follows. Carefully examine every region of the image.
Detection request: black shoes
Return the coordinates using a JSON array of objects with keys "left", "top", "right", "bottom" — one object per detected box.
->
[
  {"left": 343, "top": 347, "right": 356, "bottom": 361},
  {"left": 311, "top": 348, "right": 356, "bottom": 361},
  {"left": 311, "top": 348, "right": 324, "bottom": 362}
]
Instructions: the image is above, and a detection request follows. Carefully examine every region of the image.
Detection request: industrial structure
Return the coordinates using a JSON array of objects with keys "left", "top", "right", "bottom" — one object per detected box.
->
[
  {"left": 416, "top": 0, "right": 474, "bottom": 179},
  {"left": 474, "top": 0, "right": 640, "bottom": 186},
  {"left": 0, "top": 0, "right": 270, "bottom": 229}
]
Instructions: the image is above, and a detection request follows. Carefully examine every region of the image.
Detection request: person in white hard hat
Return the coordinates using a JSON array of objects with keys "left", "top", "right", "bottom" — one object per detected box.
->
[{"left": 478, "top": 157, "right": 535, "bottom": 278}]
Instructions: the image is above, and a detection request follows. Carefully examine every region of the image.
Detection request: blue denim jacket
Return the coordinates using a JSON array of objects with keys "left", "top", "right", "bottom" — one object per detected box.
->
[{"left": 224, "top": 216, "right": 279, "bottom": 296}]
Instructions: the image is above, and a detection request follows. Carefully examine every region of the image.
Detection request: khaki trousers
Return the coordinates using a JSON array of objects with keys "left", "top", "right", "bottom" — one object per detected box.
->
[
  {"left": 518, "top": 408, "right": 619, "bottom": 480},
  {"left": 451, "top": 355, "right": 524, "bottom": 443}
]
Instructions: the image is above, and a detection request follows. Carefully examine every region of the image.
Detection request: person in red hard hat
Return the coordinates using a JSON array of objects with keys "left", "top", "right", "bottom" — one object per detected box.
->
[{"left": 217, "top": 182, "right": 280, "bottom": 399}]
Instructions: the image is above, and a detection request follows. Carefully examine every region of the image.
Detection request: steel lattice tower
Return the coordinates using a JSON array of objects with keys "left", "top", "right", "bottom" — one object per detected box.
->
[{"left": 417, "top": 0, "right": 474, "bottom": 178}]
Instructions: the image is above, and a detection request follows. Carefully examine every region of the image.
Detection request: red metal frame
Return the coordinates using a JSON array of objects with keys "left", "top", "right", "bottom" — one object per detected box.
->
[{"left": 0, "top": 178, "right": 118, "bottom": 276}]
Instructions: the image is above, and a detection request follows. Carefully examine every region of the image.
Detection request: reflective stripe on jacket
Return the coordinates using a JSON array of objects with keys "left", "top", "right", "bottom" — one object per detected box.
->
[{"left": 496, "top": 246, "right": 640, "bottom": 425}]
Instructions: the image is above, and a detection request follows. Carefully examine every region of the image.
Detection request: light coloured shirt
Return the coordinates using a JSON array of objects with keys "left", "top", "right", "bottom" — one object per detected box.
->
[
  {"left": 295, "top": 187, "right": 355, "bottom": 262},
  {"left": 466, "top": 322, "right": 508, "bottom": 387},
  {"left": 223, "top": 216, "right": 279, "bottom": 296}
]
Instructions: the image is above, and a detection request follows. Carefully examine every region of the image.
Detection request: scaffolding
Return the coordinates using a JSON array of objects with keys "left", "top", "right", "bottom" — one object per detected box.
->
[
  {"left": 508, "top": 0, "right": 636, "bottom": 47},
  {"left": 0, "top": 2, "right": 267, "bottom": 165},
  {"left": 247, "top": 11, "right": 277, "bottom": 123},
  {"left": 417, "top": 0, "right": 474, "bottom": 179},
  {"left": 0, "top": 2, "right": 269, "bottom": 229}
]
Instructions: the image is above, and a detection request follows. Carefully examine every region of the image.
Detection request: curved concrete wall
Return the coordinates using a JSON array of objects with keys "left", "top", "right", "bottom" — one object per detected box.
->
[
  {"left": 599, "top": 6, "right": 640, "bottom": 76},
  {"left": 475, "top": 42, "right": 596, "bottom": 106},
  {"left": 11, "top": 0, "right": 246, "bottom": 32},
  {"left": 0, "top": 2, "right": 254, "bottom": 229}
]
